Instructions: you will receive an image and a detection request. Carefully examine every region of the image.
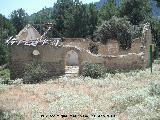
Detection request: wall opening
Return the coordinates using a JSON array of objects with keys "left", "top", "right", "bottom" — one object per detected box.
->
[
  {"left": 65, "top": 50, "right": 79, "bottom": 74},
  {"left": 89, "top": 42, "right": 98, "bottom": 54}
]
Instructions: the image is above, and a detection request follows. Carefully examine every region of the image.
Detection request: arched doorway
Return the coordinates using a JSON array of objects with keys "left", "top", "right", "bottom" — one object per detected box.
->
[{"left": 65, "top": 50, "right": 79, "bottom": 74}]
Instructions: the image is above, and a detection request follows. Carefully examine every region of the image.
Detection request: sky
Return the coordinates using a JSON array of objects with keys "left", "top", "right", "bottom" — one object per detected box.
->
[{"left": 0, "top": 0, "right": 99, "bottom": 18}]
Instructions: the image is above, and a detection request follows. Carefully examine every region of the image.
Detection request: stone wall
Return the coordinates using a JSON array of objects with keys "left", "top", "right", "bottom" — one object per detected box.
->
[
  {"left": 10, "top": 45, "right": 66, "bottom": 79},
  {"left": 63, "top": 37, "right": 143, "bottom": 56},
  {"left": 10, "top": 23, "right": 152, "bottom": 80},
  {"left": 63, "top": 38, "right": 90, "bottom": 50},
  {"left": 79, "top": 49, "right": 144, "bottom": 73},
  {"left": 98, "top": 40, "right": 119, "bottom": 55}
]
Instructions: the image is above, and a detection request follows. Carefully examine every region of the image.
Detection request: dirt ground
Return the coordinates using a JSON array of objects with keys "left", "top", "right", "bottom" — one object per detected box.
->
[{"left": 0, "top": 63, "right": 160, "bottom": 120}]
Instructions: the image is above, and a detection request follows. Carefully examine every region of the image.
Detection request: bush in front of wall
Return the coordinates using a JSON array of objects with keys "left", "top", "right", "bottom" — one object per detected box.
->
[
  {"left": 82, "top": 62, "right": 105, "bottom": 79},
  {"left": 23, "top": 63, "right": 48, "bottom": 84}
]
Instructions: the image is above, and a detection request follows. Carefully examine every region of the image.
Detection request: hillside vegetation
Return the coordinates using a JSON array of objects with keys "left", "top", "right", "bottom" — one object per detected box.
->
[
  {"left": 0, "top": 1, "right": 160, "bottom": 119},
  {"left": 0, "top": 61, "right": 160, "bottom": 120},
  {"left": 1, "top": 0, "right": 160, "bottom": 66}
]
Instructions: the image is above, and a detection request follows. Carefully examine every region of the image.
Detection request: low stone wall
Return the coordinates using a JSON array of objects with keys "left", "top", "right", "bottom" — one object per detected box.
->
[
  {"left": 9, "top": 23, "right": 152, "bottom": 80},
  {"left": 9, "top": 44, "right": 66, "bottom": 79},
  {"left": 79, "top": 49, "right": 144, "bottom": 72},
  {"left": 98, "top": 40, "right": 119, "bottom": 55},
  {"left": 63, "top": 38, "right": 142, "bottom": 56},
  {"left": 104, "top": 54, "right": 143, "bottom": 71},
  {"left": 63, "top": 38, "right": 90, "bottom": 50}
]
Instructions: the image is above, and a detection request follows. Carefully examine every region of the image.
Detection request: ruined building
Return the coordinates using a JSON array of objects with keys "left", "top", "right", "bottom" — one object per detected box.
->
[{"left": 6, "top": 23, "right": 152, "bottom": 79}]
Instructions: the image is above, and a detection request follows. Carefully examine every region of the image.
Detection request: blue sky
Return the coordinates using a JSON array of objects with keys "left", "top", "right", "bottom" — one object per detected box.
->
[{"left": 0, "top": 0, "right": 99, "bottom": 18}]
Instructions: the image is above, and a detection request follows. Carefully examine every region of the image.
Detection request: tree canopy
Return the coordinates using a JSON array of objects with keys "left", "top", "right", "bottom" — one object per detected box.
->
[
  {"left": 10, "top": 8, "right": 28, "bottom": 34},
  {"left": 119, "top": 0, "right": 151, "bottom": 25},
  {"left": 98, "top": 0, "right": 118, "bottom": 23},
  {"left": 155, "top": 0, "right": 160, "bottom": 6},
  {"left": 95, "top": 16, "right": 134, "bottom": 49},
  {"left": 0, "top": 0, "right": 160, "bottom": 65},
  {"left": 0, "top": 14, "right": 16, "bottom": 65},
  {"left": 53, "top": 0, "right": 98, "bottom": 37}
]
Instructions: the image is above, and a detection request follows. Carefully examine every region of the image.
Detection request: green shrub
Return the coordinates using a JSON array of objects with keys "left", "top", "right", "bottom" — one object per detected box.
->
[
  {"left": 0, "top": 69, "right": 10, "bottom": 80},
  {"left": 0, "top": 109, "right": 24, "bottom": 120},
  {"left": 94, "top": 16, "right": 142, "bottom": 50},
  {"left": 82, "top": 62, "right": 105, "bottom": 79},
  {"left": 154, "top": 60, "right": 160, "bottom": 64},
  {"left": 149, "top": 81, "right": 160, "bottom": 96},
  {"left": 0, "top": 69, "right": 11, "bottom": 84},
  {"left": 23, "top": 63, "right": 48, "bottom": 84}
]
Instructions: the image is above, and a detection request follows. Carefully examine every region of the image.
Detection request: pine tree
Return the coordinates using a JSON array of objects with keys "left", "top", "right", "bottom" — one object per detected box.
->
[
  {"left": 0, "top": 14, "right": 16, "bottom": 65},
  {"left": 119, "top": 0, "right": 151, "bottom": 25},
  {"left": 98, "top": 0, "right": 118, "bottom": 23},
  {"left": 10, "top": 8, "right": 28, "bottom": 34}
]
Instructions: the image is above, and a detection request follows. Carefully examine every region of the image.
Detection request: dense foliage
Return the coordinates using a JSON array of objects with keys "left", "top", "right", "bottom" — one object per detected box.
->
[
  {"left": 95, "top": 16, "right": 136, "bottom": 49},
  {"left": 119, "top": 0, "right": 151, "bottom": 25},
  {"left": 155, "top": 0, "right": 160, "bottom": 6},
  {"left": 23, "top": 63, "right": 48, "bottom": 84},
  {"left": 0, "top": 14, "right": 16, "bottom": 65},
  {"left": 30, "top": 7, "right": 53, "bottom": 35},
  {"left": 150, "top": 19, "right": 160, "bottom": 54},
  {"left": 82, "top": 62, "right": 105, "bottom": 78},
  {"left": 10, "top": 8, "right": 28, "bottom": 34},
  {"left": 52, "top": 0, "right": 98, "bottom": 38},
  {"left": 98, "top": 0, "right": 118, "bottom": 23}
]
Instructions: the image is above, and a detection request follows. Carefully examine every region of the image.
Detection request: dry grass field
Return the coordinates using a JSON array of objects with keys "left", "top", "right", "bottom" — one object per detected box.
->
[{"left": 0, "top": 61, "right": 160, "bottom": 120}]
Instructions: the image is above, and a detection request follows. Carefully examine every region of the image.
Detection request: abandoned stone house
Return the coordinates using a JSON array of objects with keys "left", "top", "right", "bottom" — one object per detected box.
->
[{"left": 6, "top": 23, "right": 152, "bottom": 80}]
